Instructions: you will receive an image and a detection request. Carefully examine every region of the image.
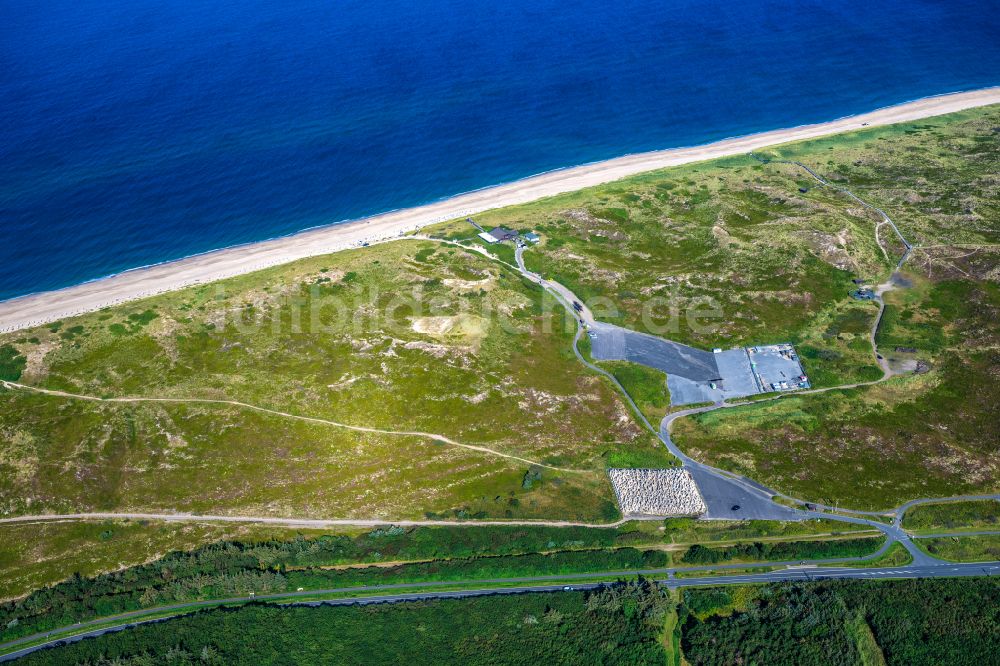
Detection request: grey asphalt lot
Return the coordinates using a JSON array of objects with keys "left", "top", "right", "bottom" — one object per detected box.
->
[
  {"left": 686, "top": 464, "right": 803, "bottom": 520},
  {"left": 666, "top": 348, "right": 761, "bottom": 405},
  {"left": 656, "top": 408, "right": 808, "bottom": 521},
  {"left": 665, "top": 374, "right": 716, "bottom": 406},
  {"left": 714, "top": 348, "right": 760, "bottom": 397},
  {"left": 748, "top": 345, "right": 806, "bottom": 391},
  {"left": 588, "top": 323, "right": 765, "bottom": 406}
]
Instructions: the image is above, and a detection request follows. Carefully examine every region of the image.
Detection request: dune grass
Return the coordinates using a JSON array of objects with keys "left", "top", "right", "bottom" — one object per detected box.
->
[
  {"left": 672, "top": 260, "right": 1000, "bottom": 510},
  {"left": 916, "top": 534, "right": 1000, "bottom": 562},
  {"left": 902, "top": 500, "right": 1000, "bottom": 533},
  {"left": 0, "top": 240, "right": 671, "bottom": 522},
  {"left": 598, "top": 360, "right": 669, "bottom": 426}
]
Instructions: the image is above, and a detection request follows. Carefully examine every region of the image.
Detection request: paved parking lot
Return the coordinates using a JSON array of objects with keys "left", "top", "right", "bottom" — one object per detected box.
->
[
  {"left": 686, "top": 464, "right": 805, "bottom": 520},
  {"left": 589, "top": 322, "right": 719, "bottom": 381},
  {"left": 589, "top": 324, "right": 807, "bottom": 406},
  {"left": 666, "top": 348, "right": 760, "bottom": 405},
  {"left": 748, "top": 344, "right": 809, "bottom": 391}
]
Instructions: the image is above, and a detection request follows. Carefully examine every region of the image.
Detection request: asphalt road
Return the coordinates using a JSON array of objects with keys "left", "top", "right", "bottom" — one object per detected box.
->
[
  {"left": 685, "top": 464, "right": 803, "bottom": 521},
  {"left": 3, "top": 562, "right": 996, "bottom": 662},
  {"left": 1, "top": 237, "right": 997, "bottom": 661},
  {"left": 514, "top": 237, "right": 994, "bottom": 550}
]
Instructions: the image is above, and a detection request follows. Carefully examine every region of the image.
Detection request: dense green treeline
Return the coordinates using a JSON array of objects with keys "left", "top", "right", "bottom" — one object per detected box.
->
[
  {"left": 15, "top": 578, "right": 999, "bottom": 665},
  {"left": 0, "top": 530, "right": 668, "bottom": 645},
  {"left": 286, "top": 547, "right": 668, "bottom": 589},
  {"left": 681, "top": 578, "right": 1000, "bottom": 665},
  {"left": 17, "top": 581, "right": 672, "bottom": 665},
  {"left": 0, "top": 520, "right": 869, "bottom": 645},
  {"left": 680, "top": 536, "right": 884, "bottom": 564}
]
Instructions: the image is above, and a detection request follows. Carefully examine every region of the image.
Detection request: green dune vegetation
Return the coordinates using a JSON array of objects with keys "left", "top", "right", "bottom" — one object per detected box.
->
[
  {"left": 917, "top": 534, "right": 1000, "bottom": 563},
  {"left": 0, "top": 105, "right": 998, "bottom": 626},
  {"left": 0, "top": 516, "right": 872, "bottom": 644},
  {"left": 426, "top": 105, "right": 1000, "bottom": 509},
  {"left": 596, "top": 361, "right": 669, "bottom": 426},
  {"left": 671, "top": 270, "right": 1000, "bottom": 509},
  {"left": 12, "top": 577, "right": 999, "bottom": 665},
  {"left": 428, "top": 105, "right": 999, "bottom": 381},
  {"left": 0, "top": 240, "right": 672, "bottom": 522},
  {"left": 902, "top": 499, "right": 1000, "bottom": 533}
]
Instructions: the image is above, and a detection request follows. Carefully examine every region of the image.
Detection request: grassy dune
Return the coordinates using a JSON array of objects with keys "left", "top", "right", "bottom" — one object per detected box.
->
[
  {"left": 918, "top": 534, "right": 1000, "bottom": 562},
  {"left": 655, "top": 109, "right": 1000, "bottom": 509},
  {"left": 429, "top": 106, "right": 999, "bottom": 379},
  {"left": 672, "top": 271, "right": 1000, "bottom": 509},
  {"left": 0, "top": 106, "right": 997, "bottom": 592},
  {"left": 903, "top": 499, "right": 1000, "bottom": 533},
  {"left": 598, "top": 360, "right": 669, "bottom": 426},
  {"left": 0, "top": 241, "right": 671, "bottom": 521}
]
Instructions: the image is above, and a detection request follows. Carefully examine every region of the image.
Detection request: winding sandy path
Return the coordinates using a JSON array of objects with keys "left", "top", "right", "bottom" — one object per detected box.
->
[
  {"left": 1, "top": 87, "right": 997, "bottom": 333},
  {"left": 0, "top": 380, "right": 583, "bottom": 473},
  {"left": 749, "top": 151, "right": 913, "bottom": 379}
]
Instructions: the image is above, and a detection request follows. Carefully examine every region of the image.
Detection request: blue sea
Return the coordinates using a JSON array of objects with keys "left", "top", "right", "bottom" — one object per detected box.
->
[{"left": 2, "top": 0, "right": 999, "bottom": 301}]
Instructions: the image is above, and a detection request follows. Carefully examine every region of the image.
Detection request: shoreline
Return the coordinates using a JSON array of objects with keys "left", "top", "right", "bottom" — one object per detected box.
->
[{"left": 2, "top": 86, "right": 999, "bottom": 333}]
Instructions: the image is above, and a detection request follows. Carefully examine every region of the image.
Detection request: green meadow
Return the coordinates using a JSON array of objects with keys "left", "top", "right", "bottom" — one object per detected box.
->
[{"left": 0, "top": 105, "right": 997, "bottom": 609}]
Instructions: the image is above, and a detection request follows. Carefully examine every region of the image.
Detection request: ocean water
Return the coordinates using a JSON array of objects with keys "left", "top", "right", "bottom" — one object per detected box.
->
[{"left": 2, "top": 0, "right": 998, "bottom": 301}]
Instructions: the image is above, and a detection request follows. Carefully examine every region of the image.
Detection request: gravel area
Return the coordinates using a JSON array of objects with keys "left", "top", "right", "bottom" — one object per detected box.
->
[{"left": 608, "top": 468, "right": 707, "bottom": 516}]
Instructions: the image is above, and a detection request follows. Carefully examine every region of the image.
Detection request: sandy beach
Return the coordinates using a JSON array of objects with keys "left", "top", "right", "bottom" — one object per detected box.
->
[{"left": 2, "top": 87, "right": 998, "bottom": 333}]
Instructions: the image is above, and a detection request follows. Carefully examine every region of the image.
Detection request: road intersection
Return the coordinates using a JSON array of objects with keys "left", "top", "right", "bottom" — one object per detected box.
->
[{"left": 2, "top": 165, "right": 997, "bottom": 659}]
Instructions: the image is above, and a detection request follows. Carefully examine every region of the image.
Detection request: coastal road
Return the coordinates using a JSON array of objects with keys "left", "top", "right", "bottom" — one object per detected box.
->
[
  {"left": 894, "top": 495, "right": 1000, "bottom": 520},
  {"left": 3, "top": 561, "right": 996, "bottom": 662},
  {"left": 514, "top": 231, "right": 972, "bottom": 547}
]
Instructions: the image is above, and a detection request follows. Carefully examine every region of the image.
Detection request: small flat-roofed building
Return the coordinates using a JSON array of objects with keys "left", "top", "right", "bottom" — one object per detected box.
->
[
  {"left": 524, "top": 231, "right": 540, "bottom": 243},
  {"left": 488, "top": 227, "right": 519, "bottom": 242},
  {"left": 850, "top": 288, "right": 875, "bottom": 300},
  {"left": 477, "top": 231, "right": 499, "bottom": 244}
]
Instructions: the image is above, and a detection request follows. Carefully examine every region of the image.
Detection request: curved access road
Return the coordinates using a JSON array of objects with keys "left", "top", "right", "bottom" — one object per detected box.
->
[{"left": 894, "top": 494, "right": 1000, "bottom": 520}]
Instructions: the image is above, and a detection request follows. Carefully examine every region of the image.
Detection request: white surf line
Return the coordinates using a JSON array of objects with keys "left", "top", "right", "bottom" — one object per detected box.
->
[
  {"left": 0, "top": 380, "right": 583, "bottom": 474},
  {"left": 1, "top": 87, "right": 998, "bottom": 333}
]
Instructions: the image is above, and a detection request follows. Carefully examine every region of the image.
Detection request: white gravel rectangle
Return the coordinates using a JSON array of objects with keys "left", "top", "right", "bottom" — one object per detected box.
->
[{"left": 608, "top": 468, "right": 707, "bottom": 517}]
